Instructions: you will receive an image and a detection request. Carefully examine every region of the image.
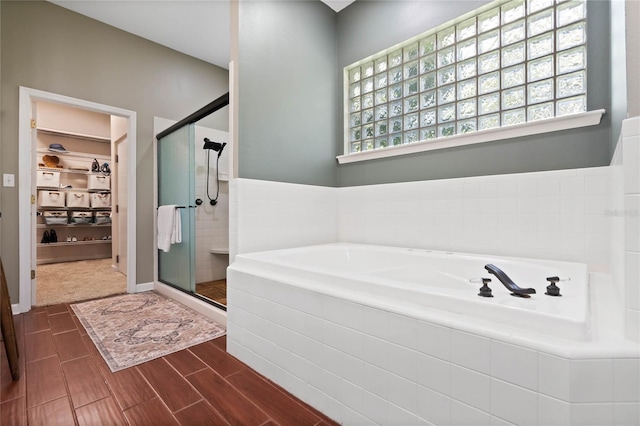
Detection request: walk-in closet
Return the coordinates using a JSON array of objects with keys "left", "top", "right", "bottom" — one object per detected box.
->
[{"left": 34, "top": 101, "right": 127, "bottom": 306}]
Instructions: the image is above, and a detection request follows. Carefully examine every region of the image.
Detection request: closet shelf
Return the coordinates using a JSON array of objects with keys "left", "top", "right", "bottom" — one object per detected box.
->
[
  {"left": 37, "top": 127, "right": 111, "bottom": 143},
  {"left": 36, "top": 148, "right": 110, "bottom": 161},
  {"left": 37, "top": 167, "right": 110, "bottom": 176},
  {"left": 37, "top": 240, "right": 112, "bottom": 248},
  {"left": 37, "top": 224, "right": 111, "bottom": 229},
  {"left": 36, "top": 185, "right": 110, "bottom": 193},
  {"left": 37, "top": 207, "right": 112, "bottom": 212}
]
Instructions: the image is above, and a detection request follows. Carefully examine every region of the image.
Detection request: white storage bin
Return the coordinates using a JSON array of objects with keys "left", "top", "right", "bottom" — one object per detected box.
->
[
  {"left": 38, "top": 190, "right": 65, "bottom": 208},
  {"left": 43, "top": 211, "right": 68, "bottom": 225},
  {"left": 36, "top": 170, "right": 60, "bottom": 189},
  {"left": 67, "top": 191, "right": 90, "bottom": 208},
  {"left": 87, "top": 174, "right": 111, "bottom": 191},
  {"left": 90, "top": 192, "right": 111, "bottom": 208},
  {"left": 94, "top": 211, "right": 111, "bottom": 224},
  {"left": 70, "top": 211, "right": 93, "bottom": 224}
]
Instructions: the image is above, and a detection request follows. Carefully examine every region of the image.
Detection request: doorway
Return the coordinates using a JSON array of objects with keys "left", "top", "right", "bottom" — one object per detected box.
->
[{"left": 18, "top": 87, "right": 137, "bottom": 312}]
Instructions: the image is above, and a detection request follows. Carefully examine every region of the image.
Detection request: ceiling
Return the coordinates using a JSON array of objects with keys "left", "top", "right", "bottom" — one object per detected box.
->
[{"left": 49, "top": 0, "right": 355, "bottom": 70}]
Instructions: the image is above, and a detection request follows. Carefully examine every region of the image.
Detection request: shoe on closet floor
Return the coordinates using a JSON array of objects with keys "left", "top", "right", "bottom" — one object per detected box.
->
[{"left": 41, "top": 230, "right": 50, "bottom": 244}]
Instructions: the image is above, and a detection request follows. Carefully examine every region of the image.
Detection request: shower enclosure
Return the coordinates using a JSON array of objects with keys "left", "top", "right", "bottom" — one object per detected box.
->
[
  {"left": 157, "top": 124, "right": 197, "bottom": 294},
  {"left": 156, "top": 93, "right": 229, "bottom": 309}
]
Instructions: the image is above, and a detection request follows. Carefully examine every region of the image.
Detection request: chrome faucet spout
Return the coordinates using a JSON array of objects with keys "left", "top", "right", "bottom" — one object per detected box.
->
[{"left": 484, "top": 264, "right": 536, "bottom": 298}]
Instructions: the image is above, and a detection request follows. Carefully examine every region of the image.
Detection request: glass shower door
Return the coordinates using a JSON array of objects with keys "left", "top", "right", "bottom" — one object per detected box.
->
[{"left": 157, "top": 124, "right": 196, "bottom": 293}]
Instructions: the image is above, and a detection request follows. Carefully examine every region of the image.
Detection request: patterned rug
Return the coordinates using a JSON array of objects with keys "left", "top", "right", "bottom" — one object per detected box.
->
[{"left": 71, "top": 291, "right": 226, "bottom": 372}]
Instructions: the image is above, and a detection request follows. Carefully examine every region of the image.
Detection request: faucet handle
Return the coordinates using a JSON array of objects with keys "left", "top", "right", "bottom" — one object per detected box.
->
[
  {"left": 471, "top": 277, "right": 493, "bottom": 297},
  {"left": 545, "top": 276, "right": 569, "bottom": 296},
  {"left": 547, "top": 276, "right": 570, "bottom": 283}
]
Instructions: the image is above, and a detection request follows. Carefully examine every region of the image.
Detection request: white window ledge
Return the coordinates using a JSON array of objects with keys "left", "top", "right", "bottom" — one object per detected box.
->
[{"left": 337, "top": 109, "right": 605, "bottom": 165}]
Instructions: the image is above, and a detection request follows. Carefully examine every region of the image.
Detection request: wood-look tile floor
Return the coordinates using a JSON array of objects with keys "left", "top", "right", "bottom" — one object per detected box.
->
[
  {"left": 0, "top": 304, "right": 337, "bottom": 426},
  {"left": 196, "top": 279, "right": 227, "bottom": 306}
]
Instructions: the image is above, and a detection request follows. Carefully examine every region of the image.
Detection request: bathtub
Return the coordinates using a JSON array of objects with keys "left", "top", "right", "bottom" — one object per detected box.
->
[
  {"left": 227, "top": 243, "right": 639, "bottom": 425},
  {"left": 230, "top": 243, "right": 589, "bottom": 341}
]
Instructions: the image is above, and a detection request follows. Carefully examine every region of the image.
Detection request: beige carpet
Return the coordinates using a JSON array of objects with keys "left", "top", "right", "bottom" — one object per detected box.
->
[
  {"left": 36, "top": 258, "right": 127, "bottom": 306},
  {"left": 71, "top": 291, "right": 226, "bottom": 372}
]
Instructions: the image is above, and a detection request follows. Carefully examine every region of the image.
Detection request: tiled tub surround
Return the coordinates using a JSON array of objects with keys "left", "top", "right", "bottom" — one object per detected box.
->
[
  {"left": 227, "top": 118, "right": 640, "bottom": 425},
  {"left": 228, "top": 249, "right": 639, "bottom": 426},
  {"left": 621, "top": 117, "right": 640, "bottom": 342}
]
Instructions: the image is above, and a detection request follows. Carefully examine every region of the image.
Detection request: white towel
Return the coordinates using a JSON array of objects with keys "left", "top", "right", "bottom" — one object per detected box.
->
[{"left": 157, "top": 205, "right": 182, "bottom": 252}]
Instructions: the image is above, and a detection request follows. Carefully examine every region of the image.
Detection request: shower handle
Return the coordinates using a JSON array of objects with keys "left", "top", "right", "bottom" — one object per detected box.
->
[{"left": 195, "top": 198, "right": 203, "bottom": 206}]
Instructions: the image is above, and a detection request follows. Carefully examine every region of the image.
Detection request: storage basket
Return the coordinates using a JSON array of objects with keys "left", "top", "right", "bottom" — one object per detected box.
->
[
  {"left": 43, "top": 211, "right": 68, "bottom": 225},
  {"left": 70, "top": 211, "right": 93, "bottom": 224},
  {"left": 36, "top": 170, "right": 60, "bottom": 189},
  {"left": 94, "top": 211, "right": 111, "bottom": 224},
  {"left": 90, "top": 192, "right": 111, "bottom": 208},
  {"left": 66, "top": 191, "right": 90, "bottom": 208},
  {"left": 38, "top": 190, "right": 65, "bottom": 208},
  {"left": 87, "top": 174, "right": 111, "bottom": 191}
]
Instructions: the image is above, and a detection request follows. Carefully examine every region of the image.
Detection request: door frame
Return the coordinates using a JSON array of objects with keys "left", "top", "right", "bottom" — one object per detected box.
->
[{"left": 18, "top": 87, "right": 137, "bottom": 312}]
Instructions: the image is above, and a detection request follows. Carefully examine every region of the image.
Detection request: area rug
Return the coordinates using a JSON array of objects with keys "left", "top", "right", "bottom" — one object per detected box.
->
[{"left": 71, "top": 291, "right": 226, "bottom": 372}]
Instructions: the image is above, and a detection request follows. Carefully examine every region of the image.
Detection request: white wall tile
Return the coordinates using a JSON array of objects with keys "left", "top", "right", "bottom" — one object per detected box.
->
[
  {"left": 418, "top": 385, "right": 451, "bottom": 426},
  {"left": 362, "top": 334, "right": 389, "bottom": 370},
  {"left": 362, "top": 362, "right": 390, "bottom": 400},
  {"left": 416, "top": 320, "right": 451, "bottom": 362},
  {"left": 626, "top": 308, "right": 640, "bottom": 342},
  {"left": 361, "top": 306, "right": 389, "bottom": 340},
  {"left": 416, "top": 352, "right": 451, "bottom": 396},
  {"left": 451, "top": 330, "right": 491, "bottom": 374},
  {"left": 388, "top": 312, "right": 418, "bottom": 350},
  {"left": 490, "top": 416, "right": 516, "bottom": 426},
  {"left": 388, "top": 373, "right": 419, "bottom": 414},
  {"left": 625, "top": 195, "right": 640, "bottom": 252},
  {"left": 450, "top": 399, "right": 492, "bottom": 426},
  {"left": 625, "top": 253, "right": 640, "bottom": 310},
  {"left": 490, "top": 379, "right": 538, "bottom": 426},
  {"left": 613, "top": 359, "right": 640, "bottom": 402},
  {"left": 614, "top": 402, "right": 640, "bottom": 426},
  {"left": 539, "top": 353, "right": 571, "bottom": 401},
  {"left": 570, "top": 359, "right": 614, "bottom": 403},
  {"left": 561, "top": 176, "right": 585, "bottom": 196},
  {"left": 570, "top": 403, "right": 613, "bottom": 426},
  {"left": 539, "top": 394, "right": 571, "bottom": 426},
  {"left": 491, "top": 340, "right": 538, "bottom": 391},
  {"left": 361, "top": 390, "right": 391, "bottom": 424},
  {"left": 388, "top": 343, "right": 418, "bottom": 381},
  {"left": 451, "top": 365, "right": 491, "bottom": 412},
  {"left": 623, "top": 136, "right": 640, "bottom": 195}
]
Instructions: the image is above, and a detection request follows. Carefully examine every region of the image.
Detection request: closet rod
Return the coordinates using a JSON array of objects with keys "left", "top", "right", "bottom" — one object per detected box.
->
[{"left": 156, "top": 92, "right": 230, "bottom": 140}]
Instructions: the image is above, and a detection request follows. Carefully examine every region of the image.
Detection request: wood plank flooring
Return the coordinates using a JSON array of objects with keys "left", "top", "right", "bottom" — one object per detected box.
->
[{"left": 0, "top": 303, "right": 337, "bottom": 425}]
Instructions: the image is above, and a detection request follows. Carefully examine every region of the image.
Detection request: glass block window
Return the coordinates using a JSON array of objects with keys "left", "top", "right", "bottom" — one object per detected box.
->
[{"left": 346, "top": 0, "right": 587, "bottom": 154}]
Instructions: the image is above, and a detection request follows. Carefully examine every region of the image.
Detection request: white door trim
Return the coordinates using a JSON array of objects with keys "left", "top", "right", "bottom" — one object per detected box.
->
[{"left": 18, "top": 86, "right": 137, "bottom": 312}]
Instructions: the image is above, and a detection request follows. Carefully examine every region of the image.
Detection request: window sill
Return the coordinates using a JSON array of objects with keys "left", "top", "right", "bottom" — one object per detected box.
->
[{"left": 337, "top": 109, "right": 605, "bottom": 165}]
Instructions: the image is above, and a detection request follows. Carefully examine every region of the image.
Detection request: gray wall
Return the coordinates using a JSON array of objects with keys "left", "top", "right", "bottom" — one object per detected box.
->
[
  {"left": 237, "top": 0, "right": 338, "bottom": 187},
  {"left": 336, "top": 0, "right": 614, "bottom": 186},
  {"left": 0, "top": 1, "right": 229, "bottom": 302}
]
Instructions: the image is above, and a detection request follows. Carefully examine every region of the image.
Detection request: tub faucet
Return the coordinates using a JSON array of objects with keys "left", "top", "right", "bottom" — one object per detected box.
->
[{"left": 484, "top": 264, "right": 536, "bottom": 298}]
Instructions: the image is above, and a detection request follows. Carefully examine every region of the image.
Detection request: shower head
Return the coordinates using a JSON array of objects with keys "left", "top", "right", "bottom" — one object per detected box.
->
[{"left": 203, "top": 138, "right": 226, "bottom": 153}]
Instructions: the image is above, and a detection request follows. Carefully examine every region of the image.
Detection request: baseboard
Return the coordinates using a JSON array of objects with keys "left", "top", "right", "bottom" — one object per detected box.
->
[
  {"left": 154, "top": 282, "right": 227, "bottom": 326},
  {"left": 11, "top": 304, "right": 21, "bottom": 315},
  {"left": 135, "top": 282, "right": 155, "bottom": 292}
]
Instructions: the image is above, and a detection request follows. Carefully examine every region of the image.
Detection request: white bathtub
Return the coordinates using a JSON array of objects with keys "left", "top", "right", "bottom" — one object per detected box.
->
[{"left": 231, "top": 243, "right": 589, "bottom": 341}]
